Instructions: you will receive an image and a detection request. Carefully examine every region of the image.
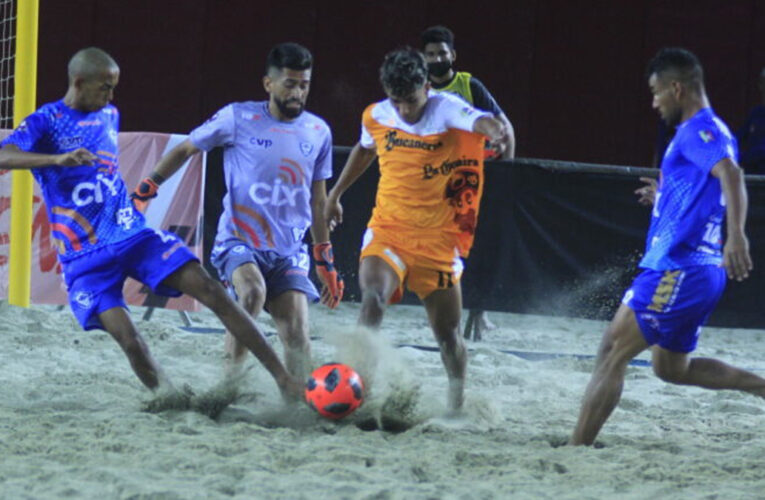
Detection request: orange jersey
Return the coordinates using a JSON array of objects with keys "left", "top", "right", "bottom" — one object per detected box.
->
[{"left": 360, "top": 92, "right": 487, "bottom": 240}]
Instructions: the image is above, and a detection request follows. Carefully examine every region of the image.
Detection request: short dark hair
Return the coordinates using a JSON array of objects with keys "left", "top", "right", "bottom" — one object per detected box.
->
[
  {"left": 421, "top": 25, "right": 455, "bottom": 49},
  {"left": 379, "top": 47, "right": 428, "bottom": 97},
  {"left": 265, "top": 42, "right": 312, "bottom": 74},
  {"left": 646, "top": 47, "right": 704, "bottom": 93}
]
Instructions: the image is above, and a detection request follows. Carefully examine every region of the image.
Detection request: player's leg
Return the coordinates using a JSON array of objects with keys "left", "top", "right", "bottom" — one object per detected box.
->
[
  {"left": 464, "top": 309, "right": 496, "bottom": 341},
  {"left": 226, "top": 262, "right": 267, "bottom": 376},
  {"left": 62, "top": 242, "right": 171, "bottom": 392},
  {"left": 99, "top": 306, "right": 169, "bottom": 390},
  {"left": 651, "top": 347, "right": 765, "bottom": 397},
  {"left": 160, "top": 261, "right": 302, "bottom": 398},
  {"left": 267, "top": 290, "right": 312, "bottom": 381},
  {"left": 571, "top": 303, "right": 648, "bottom": 445},
  {"left": 422, "top": 282, "right": 467, "bottom": 412},
  {"left": 645, "top": 265, "right": 765, "bottom": 396},
  {"left": 127, "top": 229, "right": 300, "bottom": 398},
  {"left": 358, "top": 256, "right": 400, "bottom": 329}
]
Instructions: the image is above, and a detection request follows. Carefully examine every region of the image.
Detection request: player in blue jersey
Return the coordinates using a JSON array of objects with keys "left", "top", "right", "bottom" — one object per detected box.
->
[
  {"left": 571, "top": 48, "right": 764, "bottom": 446},
  {"left": 0, "top": 47, "right": 303, "bottom": 404},
  {"left": 132, "top": 43, "right": 343, "bottom": 382}
]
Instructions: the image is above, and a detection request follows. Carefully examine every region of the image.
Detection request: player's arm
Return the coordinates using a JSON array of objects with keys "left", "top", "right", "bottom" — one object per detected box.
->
[
  {"left": 473, "top": 116, "right": 507, "bottom": 146},
  {"left": 0, "top": 144, "right": 97, "bottom": 169},
  {"left": 310, "top": 179, "right": 331, "bottom": 244},
  {"left": 324, "top": 143, "right": 377, "bottom": 230},
  {"left": 711, "top": 157, "right": 752, "bottom": 281},
  {"left": 470, "top": 77, "right": 516, "bottom": 159},
  {"left": 311, "top": 179, "right": 345, "bottom": 308},
  {"left": 132, "top": 139, "right": 201, "bottom": 205},
  {"left": 493, "top": 113, "right": 516, "bottom": 159}
]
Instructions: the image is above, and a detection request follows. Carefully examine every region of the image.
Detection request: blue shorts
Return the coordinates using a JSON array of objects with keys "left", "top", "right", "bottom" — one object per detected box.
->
[
  {"left": 622, "top": 266, "right": 726, "bottom": 353},
  {"left": 210, "top": 239, "right": 319, "bottom": 303},
  {"left": 62, "top": 228, "right": 198, "bottom": 331}
]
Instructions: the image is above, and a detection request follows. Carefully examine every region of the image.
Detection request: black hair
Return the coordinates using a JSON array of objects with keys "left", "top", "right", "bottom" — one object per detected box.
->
[
  {"left": 265, "top": 42, "right": 312, "bottom": 74},
  {"left": 646, "top": 47, "right": 704, "bottom": 92},
  {"left": 379, "top": 47, "right": 429, "bottom": 97},
  {"left": 420, "top": 25, "right": 455, "bottom": 49}
]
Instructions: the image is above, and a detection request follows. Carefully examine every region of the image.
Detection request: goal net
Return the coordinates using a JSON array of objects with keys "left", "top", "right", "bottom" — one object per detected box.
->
[{"left": 0, "top": 0, "right": 15, "bottom": 130}]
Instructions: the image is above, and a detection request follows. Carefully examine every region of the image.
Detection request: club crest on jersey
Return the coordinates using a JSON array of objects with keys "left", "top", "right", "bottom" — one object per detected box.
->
[
  {"left": 699, "top": 130, "right": 715, "bottom": 143},
  {"left": 300, "top": 142, "right": 314, "bottom": 157},
  {"left": 73, "top": 291, "right": 94, "bottom": 309}
]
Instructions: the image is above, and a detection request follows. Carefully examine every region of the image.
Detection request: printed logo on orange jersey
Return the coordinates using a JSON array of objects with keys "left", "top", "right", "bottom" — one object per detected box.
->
[
  {"left": 445, "top": 168, "right": 480, "bottom": 235},
  {"left": 423, "top": 156, "right": 479, "bottom": 180},
  {"left": 384, "top": 130, "right": 442, "bottom": 152}
]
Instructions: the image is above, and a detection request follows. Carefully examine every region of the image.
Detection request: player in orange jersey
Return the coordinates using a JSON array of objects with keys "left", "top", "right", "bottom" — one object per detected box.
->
[{"left": 324, "top": 48, "right": 507, "bottom": 411}]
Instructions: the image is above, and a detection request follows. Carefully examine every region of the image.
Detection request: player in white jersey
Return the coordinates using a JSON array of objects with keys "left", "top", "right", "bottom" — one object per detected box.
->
[{"left": 133, "top": 43, "right": 342, "bottom": 382}]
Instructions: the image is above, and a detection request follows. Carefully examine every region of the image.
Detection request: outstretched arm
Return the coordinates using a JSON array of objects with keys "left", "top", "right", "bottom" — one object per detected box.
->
[
  {"left": 132, "top": 139, "right": 201, "bottom": 205},
  {"left": 0, "top": 144, "right": 97, "bottom": 169},
  {"left": 324, "top": 143, "right": 377, "bottom": 231},
  {"left": 712, "top": 157, "right": 753, "bottom": 281},
  {"left": 147, "top": 138, "right": 201, "bottom": 183},
  {"left": 473, "top": 115, "right": 509, "bottom": 157}
]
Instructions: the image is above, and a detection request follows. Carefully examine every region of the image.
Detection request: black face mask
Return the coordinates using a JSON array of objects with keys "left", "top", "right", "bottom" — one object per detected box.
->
[{"left": 427, "top": 61, "right": 452, "bottom": 78}]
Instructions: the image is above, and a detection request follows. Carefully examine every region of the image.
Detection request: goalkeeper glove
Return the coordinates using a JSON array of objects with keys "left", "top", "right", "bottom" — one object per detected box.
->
[{"left": 313, "top": 242, "right": 344, "bottom": 308}]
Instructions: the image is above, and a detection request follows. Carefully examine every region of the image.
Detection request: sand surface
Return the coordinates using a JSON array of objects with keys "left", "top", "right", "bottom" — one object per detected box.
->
[{"left": 1, "top": 300, "right": 765, "bottom": 499}]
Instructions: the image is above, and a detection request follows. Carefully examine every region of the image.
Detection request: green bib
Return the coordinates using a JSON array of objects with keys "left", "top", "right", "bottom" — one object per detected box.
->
[{"left": 433, "top": 71, "right": 473, "bottom": 105}]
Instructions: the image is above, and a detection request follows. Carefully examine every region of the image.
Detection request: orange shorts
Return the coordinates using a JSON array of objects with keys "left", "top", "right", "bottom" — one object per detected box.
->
[{"left": 359, "top": 226, "right": 464, "bottom": 301}]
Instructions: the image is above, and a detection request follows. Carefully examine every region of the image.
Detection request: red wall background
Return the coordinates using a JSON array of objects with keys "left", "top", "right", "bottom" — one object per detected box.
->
[{"left": 34, "top": 0, "right": 765, "bottom": 166}]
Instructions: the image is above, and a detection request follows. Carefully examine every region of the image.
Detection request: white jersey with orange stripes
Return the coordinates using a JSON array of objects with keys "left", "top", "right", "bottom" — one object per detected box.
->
[
  {"left": 190, "top": 101, "right": 332, "bottom": 256},
  {"left": 360, "top": 91, "right": 490, "bottom": 235}
]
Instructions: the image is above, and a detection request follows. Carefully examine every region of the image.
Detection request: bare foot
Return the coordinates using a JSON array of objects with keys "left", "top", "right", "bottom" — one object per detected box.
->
[{"left": 279, "top": 374, "right": 306, "bottom": 404}]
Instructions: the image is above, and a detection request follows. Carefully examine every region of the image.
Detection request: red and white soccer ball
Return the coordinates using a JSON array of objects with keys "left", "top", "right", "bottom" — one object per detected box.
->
[{"left": 305, "top": 363, "right": 364, "bottom": 419}]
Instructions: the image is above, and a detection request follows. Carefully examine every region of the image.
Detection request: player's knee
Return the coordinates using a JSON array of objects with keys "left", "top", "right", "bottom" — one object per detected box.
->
[
  {"left": 594, "top": 334, "right": 629, "bottom": 374},
  {"left": 432, "top": 315, "right": 460, "bottom": 336},
  {"left": 652, "top": 362, "right": 686, "bottom": 384},
  {"left": 438, "top": 334, "right": 466, "bottom": 357},
  {"left": 361, "top": 289, "right": 387, "bottom": 313},
  {"left": 238, "top": 284, "right": 266, "bottom": 315}
]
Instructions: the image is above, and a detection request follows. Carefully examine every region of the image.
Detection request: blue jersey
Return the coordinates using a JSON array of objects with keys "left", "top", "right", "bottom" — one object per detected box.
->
[
  {"left": 1, "top": 100, "right": 144, "bottom": 262},
  {"left": 640, "top": 108, "right": 737, "bottom": 270}
]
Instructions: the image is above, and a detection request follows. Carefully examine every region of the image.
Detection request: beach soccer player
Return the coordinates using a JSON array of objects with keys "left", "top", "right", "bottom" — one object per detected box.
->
[
  {"left": 571, "top": 47, "right": 764, "bottom": 445},
  {"left": 324, "top": 48, "right": 507, "bottom": 411},
  {"left": 132, "top": 42, "right": 342, "bottom": 382},
  {"left": 0, "top": 47, "right": 302, "bottom": 402}
]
